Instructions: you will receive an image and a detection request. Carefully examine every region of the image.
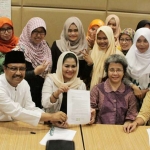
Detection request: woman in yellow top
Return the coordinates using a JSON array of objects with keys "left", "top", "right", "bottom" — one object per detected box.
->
[{"left": 90, "top": 26, "right": 123, "bottom": 89}]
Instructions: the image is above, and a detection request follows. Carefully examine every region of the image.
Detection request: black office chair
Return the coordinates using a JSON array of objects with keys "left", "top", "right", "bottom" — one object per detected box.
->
[{"left": 46, "top": 140, "right": 75, "bottom": 150}]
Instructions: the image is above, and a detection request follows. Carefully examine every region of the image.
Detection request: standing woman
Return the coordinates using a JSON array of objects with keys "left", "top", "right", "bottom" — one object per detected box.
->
[
  {"left": 86, "top": 19, "right": 104, "bottom": 50},
  {"left": 126, "top": 28, "right": 150, "bottom": 108},
  {"left": 118, "top": 28, "right": 135, "bottom": 55},
  {"left": 90, "top": 26, "right": 123, "bottom": 89},
  {"left": 51, "top": 17, "right": 93, "bottom": 88},
  {"left": 42, "top": 51, "right": 86, "bottom": 114},
  {"left": 0, "top": 17, "right": 18, "bottom": 74},
  {"left": 19, "top": 17, "right": 52, "bottom": 108},
  {"left": 135, "top": 20, "right": 150, "bottom": 31},
  {"left": 105, "top": 14, "right": 121, "bottom": 47}
]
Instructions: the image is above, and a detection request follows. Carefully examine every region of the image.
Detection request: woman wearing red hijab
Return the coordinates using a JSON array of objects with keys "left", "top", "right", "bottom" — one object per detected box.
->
[{"left": 0, "top": 17, "right": 18, "bottom": 74}]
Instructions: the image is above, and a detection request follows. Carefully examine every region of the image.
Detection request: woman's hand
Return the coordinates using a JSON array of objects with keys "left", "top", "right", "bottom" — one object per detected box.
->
[
  {"left": 132, "top": 85, "right": 143, "bottom": 99},
  {"left": 34, "top": 61, "right": 49, "bottom": 75},
  {"left": 81, "top": 49, "right": 93, "bottom": 66},
  {"left": 57, "top": 85, "right": 69, "bottom": 95},
  {"left": 123, "top": 121, "right": 138, "bottom": 133},
  {"left": 88, "top": 108, "right": 96, "bottom": 125},
  {"left": 52, "top": 121, "right": 69, "bottom": 128}
]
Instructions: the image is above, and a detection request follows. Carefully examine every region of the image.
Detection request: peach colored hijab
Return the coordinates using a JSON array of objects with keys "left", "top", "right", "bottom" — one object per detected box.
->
[{"left": 105, "top": 14, "right": 121, "bottom": 47}]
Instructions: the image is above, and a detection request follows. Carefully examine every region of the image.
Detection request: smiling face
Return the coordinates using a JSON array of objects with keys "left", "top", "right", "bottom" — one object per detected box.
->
[
  {"left": 108, "top": 62, "right": 124, "bottom": 84},
  {"left": 0, "top": 24, "right": 13, "bottom": 41},
  {"left": 119, "top": 34, "right": 133, "bottom": 51},
  {"left": 89, "top": 25, "right": 99, "bottom": 39},
  {"left": 30, "top": 27, "right": 46, "bottom": 45},
  {"left": 136, "top": 35, "right": 149, "bottom": 53},
  {"left": 107, "top": 18, "right": 116, "bottom": 33},
  {"left": 62, "top": 58, "right": 77, "bottom": 82},
  {"left": 4, "top": 63, "right": 26, "bottom": 87},
  {"left": 68, "top": 23, "right": 79, "bottom": 42},
  {"left": 96, "top": 31, "right": 109, "bottom": 50}
]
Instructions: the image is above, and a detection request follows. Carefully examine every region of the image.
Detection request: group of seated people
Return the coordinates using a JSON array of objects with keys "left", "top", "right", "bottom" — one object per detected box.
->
[{"left": 0, "top": 14, "right": 150, "bottom": 134}]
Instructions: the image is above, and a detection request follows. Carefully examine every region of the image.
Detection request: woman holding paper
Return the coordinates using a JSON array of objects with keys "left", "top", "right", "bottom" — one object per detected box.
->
[
  {"left": 42, "top": 51, "right": 86, "bottom": 115},
  {"left": 90, "top": 54, "right": 138, "bottom": 125}
]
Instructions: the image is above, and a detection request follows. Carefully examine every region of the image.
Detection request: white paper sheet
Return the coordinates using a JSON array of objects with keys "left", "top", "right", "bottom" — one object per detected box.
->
[
  {"left": 40, "top": 127, "right": 76, "bottom": 145},
  {"left": 147, "top": 128, "right": 150, "bottom": 145},
  {"left": 67, "top": 89, "right": 90, "bottom": 124},
  {"left": 0, "top": 0, "right": 11, "bottom": 18}
]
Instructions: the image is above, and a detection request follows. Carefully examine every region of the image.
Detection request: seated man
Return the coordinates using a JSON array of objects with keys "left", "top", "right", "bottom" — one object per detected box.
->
[
  {"left": 0, "top": 51, "right": 67, "bottom": 126},
  {"left": 123, "top": 91, "right": 150, "bottom": 133}
]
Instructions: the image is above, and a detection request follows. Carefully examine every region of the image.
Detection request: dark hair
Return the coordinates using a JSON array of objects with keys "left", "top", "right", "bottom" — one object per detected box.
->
[
  {"left": 3, "top": 51, "right": 25, "bottom": 66},
  {"left": 104, "top": 54, "right": 128, "bottom": 78},
  {"left": 32, "top": 27, "right": 46, "bottom": 35},
  {"left": 63, "top": 53, "right": 77, "bottom": 65}
]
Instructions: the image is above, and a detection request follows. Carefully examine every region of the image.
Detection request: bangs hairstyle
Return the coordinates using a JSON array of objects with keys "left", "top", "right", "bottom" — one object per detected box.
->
[
  {"left": 104, "top": 54, "right": 128, "bottom": 77},
  {"left": 63, "top": 53, "right": 77, "bottom": 65}
]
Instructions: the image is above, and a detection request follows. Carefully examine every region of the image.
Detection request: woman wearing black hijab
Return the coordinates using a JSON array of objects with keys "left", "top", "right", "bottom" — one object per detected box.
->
[{"left": 135, "top": 20, "right": 150, "bottom": 31}]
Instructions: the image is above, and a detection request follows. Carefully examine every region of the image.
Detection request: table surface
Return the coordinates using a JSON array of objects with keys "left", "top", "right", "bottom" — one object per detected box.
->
[
  {"left": 82, "top": 124, "right": 150, "bottom": 150},
  {"left": 0, "top": 121, "right": 83, "bottom": 150}
]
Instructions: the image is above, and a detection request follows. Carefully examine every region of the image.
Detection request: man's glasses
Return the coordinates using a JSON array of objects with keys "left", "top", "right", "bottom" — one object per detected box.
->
[
  {"left": 0, "top": 27, "right": 13, "bottom": 34},
  {"left": 6, "top": 66, "right": 26, "bottom": 72},
  {"left": 32, "top": 30, "right": 46, "bottom": 36}
]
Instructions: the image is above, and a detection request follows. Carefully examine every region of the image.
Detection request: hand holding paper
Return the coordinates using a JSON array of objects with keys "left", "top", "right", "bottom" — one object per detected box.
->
[{"left": 67, "top": 89, "right": 91, "bottom": 125}]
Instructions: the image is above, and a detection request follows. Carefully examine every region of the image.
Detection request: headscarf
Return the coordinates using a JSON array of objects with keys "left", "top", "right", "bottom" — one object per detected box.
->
[
  {"left": 0, "top": 17, "right": 18, "bottom": 53},
  {"left": 48, "top": 51, "right": 83, "bottom": 89},
  {"left": 90, "top": 26, "right": 117, "bottom": 89},
  {"left": 56, "top": 17, "right": 87, "bottom": 60},
  {"left": 118, "top": 28, "right": 135, "bottom": 55},
  {"left": 105, "top": 14, "right": 121, "bottom": 47},
  {"left": 86, "top": 19, "right": 105, "bottom": 49},
  {"left": 135, "top": 20, "right": 150, "bottom": 31},
  {"left": 126, "top": 28, "right": 150, "bottom": 89},
  {"left": 19, "top": 17, "right": 52, "bottom": 78},
  {"left": 119, "top": 28, "right": 135, "bottom": 41}
]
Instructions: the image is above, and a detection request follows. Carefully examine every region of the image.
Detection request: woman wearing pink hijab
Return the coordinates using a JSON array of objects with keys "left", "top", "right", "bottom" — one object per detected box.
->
[
  {"left": 19, "top": 17, "right": 52, "bottom": 108},
  {"left": 105, "top": 14, "right": 121, "bottom": 47}
]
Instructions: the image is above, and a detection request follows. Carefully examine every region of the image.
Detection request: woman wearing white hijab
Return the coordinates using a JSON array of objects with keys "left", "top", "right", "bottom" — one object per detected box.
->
[
  {"left": 126, "top": 28, "right": 150, "bottom": 106},
  {"left": 42, "top": 51, "right": 86, "bottom": 114}
]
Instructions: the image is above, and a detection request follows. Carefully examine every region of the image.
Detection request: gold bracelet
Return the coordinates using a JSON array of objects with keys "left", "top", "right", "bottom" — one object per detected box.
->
[{"left": 52, "top": 92, "right": 58, "bottom": 99}]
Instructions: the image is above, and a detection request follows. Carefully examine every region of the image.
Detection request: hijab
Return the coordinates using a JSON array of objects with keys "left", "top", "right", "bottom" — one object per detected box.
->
[
  {"left": 86, "top": 19, "right": 105, "bottom": 49},
  {"left": 90, "top": 26, "right": 117, "bottom": 89},
  {"left": 19, "top": 17, "right": 52, "bottom": 78},
  {"left": 48, "top": 51, "right": 83, "bottom": 89},
  {"left": 126, "top": 28, "right": 150, "bottom": 89},
  {"left": 105, "top": 14, "right": 121, "bottom": 47},
  {"left": 56, "top": 17, "right": 87, "bottom": 60},
  {"left": 119, "top": 28, "right": 135, "bottom": 55},
  {"left": 0, "top": 17, "right": 18, "bottom": 53},
  {"left": 135, "top": 20, "right": 150, "bottom": 31}
]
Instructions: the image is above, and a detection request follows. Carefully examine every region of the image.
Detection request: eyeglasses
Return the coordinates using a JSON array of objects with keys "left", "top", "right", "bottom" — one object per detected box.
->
[
  {"left": 6, "top": 66, "right": 26, "bottom": 72},
  {"left": 109, "top": 68, "right": 123, "bottom": 73},
  {"left": 0, "top": 27, "right": 13, "bottom": 34},
  {"left": 120, "top": 38, "right": 131, "bottom": 42},
  {"left": 32, "top": 30, "right": 46, "bottom": 36}
]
